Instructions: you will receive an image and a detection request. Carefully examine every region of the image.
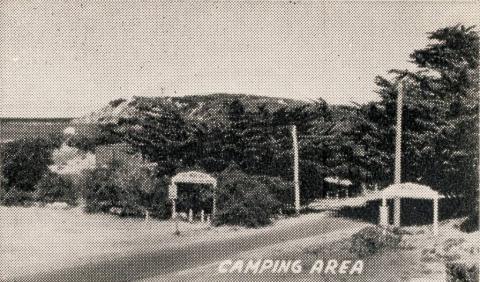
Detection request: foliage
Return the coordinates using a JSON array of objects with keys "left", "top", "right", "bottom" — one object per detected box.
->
[
  {"left": 459, "top": 212, "right": 479, "bottom": 233},
  {"left": 446, "top": 262, "right": 479, "bottom": 282},
  {"left": 0, "top": 174, "right": 7, "bottom": 200},
  {"left": 66, "top": 135, "right": 98, "bottom": 152},
  {"left": 1, "top": 188, "right": 34, "bottom": 206},
  {"left": 255, "top": 175, "right": 294, "bottom": 210},
  {"left": 83, "top": 164, "right": 118, "bottom": 213},
  {"left": 114, "top": 103, "right": 201, "bottom": 176},
  {"left": 350, "top": 226, "right": 401, "bottom": 257},
  {"left": 346, "top": 25, "right": 479, "bottom": 208},
  {"left": 1, "top": 136, "right": 63, "bottom": 193},
  {"left": 33, "top": 172, "right": 77, "bottom": 205},
  {"left": 215, "top": 170, "right": 282, "bottom": 227},
  {"left": 109, "top": 98, "right": 127, "bottom": 108},
  {"left": 83, "top": 161, "right": 169, "bottom": 218},
  {"left": 66, "top": 123, "right": 124, "bottom": 152}
]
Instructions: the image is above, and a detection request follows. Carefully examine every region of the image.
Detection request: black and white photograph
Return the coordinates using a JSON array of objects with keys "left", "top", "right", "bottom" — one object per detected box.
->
[{"left": 0, "top": 0, "right": 479, "bottom": 281}]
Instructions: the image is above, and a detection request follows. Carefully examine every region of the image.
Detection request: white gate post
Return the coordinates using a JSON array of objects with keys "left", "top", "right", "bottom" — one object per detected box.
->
[
  {"left": 379, "top": 196, "right": 388, "bottom": 226},
  {"left": 433, "top": 198, "right": 439, "bottom": 235},
  {"left": 171, "top": 199, "right": 176, "bottom": 219},
  {"left": 188, "top": 209, "right": 193, "bottom": 223}
]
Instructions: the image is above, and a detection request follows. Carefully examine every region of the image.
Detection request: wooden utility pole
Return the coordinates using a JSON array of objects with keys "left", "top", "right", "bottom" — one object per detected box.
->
[
  {"left": 394, "top": 80, "right": 404, "bottom": 185},
  {"left": 393, "top": 79, "right": 405, "bottom": 227},
  {"left": 291, "top": 125, "right": 300, "bottom": 215}
]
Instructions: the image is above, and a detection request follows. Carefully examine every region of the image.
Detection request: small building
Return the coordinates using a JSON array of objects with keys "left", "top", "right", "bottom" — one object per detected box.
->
[{"left": 322, "top": 176, "right": 359, "bottom": 198}]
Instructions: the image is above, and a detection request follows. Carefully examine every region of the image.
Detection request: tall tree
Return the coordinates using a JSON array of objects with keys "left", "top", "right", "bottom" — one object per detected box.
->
[
  {"left": 118, "top": 103, "right": 201, "bottom": 176},
  {"left": 352, "top": 25, "right": 478, "bottom": 211}
]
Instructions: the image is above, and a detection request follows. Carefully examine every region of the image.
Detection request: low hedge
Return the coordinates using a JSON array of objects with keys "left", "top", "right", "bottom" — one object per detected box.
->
[
  {"left": 350, "top": 226, "right": 402, "bottom": 257},
  {"left": 2, "top": 188, "right": 34, "bottom": 206}
]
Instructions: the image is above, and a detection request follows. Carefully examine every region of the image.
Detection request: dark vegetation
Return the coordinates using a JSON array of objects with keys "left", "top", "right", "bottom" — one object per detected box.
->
[
  {"left": 446, "top": 262, "right": 479, "bottom": 282},
  {"left": 214, "top": 169, "right": 286, "bottom": 227},
  {"left": 350, "top": 226, "right": 402, "bottom": 257},
  {"left": 1, "top": 136, "right": 62, "bottom": 192},
  {"left": 83, "top": 160, "right": 170, "bottom": 219},
  {"left": 34, "top": 172, "right": 77, "bottom": 206}
]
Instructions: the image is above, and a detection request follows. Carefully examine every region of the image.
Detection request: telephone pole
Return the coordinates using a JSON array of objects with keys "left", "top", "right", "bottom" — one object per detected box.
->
[
  {"left": 291, "top": 125, "right": 300, "bottom": 215},
  {"left": 394, "top": 80, "right": 404, "bottom": 185},
  {"left": 393, "top": 78, "right": 405, "bottom": 227}
]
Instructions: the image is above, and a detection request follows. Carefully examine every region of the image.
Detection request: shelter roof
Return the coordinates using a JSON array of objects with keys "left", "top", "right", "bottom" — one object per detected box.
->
[
  {"left": 372, "top": 182, "right": 443, "bottom": 200},
  {"left": 171, "top": 171, "right": 217, "bottom": 185},
  {"left": 324, "top": 176, "right": 353, "bottom": 186}
]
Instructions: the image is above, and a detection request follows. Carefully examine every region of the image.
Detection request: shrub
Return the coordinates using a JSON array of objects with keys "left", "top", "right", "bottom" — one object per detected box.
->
[
  {"left": 446, "top": 262, "right": 479, "bottom": 282},
  {"left": 109, "top": 98, "right": 127, "bottom": 108},
  {"left": 350, "top": 226, "right": 401, "bottom": 257},
  {"left": 147, "top": 176, "right": 171, "bottom": 219},
  {"left": 66, "top": 135, "right": 97, "bottom": 153},
  {"left": 83, "top": 161, "right": 169, "bottom": 218},
  {"left": 34, "top": 172, "right": 77, "bottom": 205},
  {"left": 215, "top": 170, "right": 281, "bottom": 227},
  {"left": 2, "top": 188, "right": 34, "bottom": 206},
  {"left": 255, "top": 175, "right": 293, "bottom": 211},
  {"left": 83, "top": 165, "right": 118, "bottom": 213},
  {"left": 459, "top": 212, "right": 478, "bottom": 233},
  {"left": 2, "top": 136, "right": 62, "bottom": 193}
]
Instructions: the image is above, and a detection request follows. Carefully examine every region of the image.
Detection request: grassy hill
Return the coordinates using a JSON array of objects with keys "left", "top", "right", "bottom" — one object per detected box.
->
[
  {"left": 71, "top": 93, "right": 311, "bottom": 125},
  {"left": 0, "top": 94, "right": 357, "bottom": 143}
]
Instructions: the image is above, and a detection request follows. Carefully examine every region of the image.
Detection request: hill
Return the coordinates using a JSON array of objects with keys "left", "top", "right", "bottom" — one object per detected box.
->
[{"left": 71, "top": 94, "right": 311, "bottom": 125}]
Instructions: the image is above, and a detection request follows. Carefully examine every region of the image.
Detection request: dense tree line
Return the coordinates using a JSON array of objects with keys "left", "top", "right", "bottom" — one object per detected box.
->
[{"left": 345, "top": 25, "right": 478, "bottom": 215}]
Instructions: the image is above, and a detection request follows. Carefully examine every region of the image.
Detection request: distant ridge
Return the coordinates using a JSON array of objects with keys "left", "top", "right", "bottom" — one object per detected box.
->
[{"left": 71, "top": 93, "right": 309, "bottom": 125}]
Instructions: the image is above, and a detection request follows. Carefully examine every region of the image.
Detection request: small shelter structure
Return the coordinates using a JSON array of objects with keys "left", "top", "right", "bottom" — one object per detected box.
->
[
  {"left": 323, "top": 176, "right": 354, "bottom": 198},
  {"left": 169, "top": 171, "right": 217, "bottom": 222},
  {"left": 371, "top": 182, "right": 443, "bottom": 235}
]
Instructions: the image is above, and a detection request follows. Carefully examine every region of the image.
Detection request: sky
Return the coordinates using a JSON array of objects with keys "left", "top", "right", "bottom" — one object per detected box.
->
[{"left": 1, "top": 0, "right": 479, "bottom": 118}]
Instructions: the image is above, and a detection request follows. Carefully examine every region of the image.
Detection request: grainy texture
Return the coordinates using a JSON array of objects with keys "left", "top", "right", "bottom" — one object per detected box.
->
[{"left": 1, "top": 1, "right": 479, "bottom": 281}]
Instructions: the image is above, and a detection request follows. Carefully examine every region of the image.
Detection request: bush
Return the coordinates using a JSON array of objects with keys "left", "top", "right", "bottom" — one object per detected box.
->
[
  {"left": 83, "top": 165, "right": 119, "bottom": 213},
  {"left": 255, "top": 175, "right": 293, "bottom": 211},
  {"left": 34, "top": 172, "right": 77, "bottom": 205},
  {"left": 2, "top": 188, "right": 34, "bottom": 206},
  {"left": 350, "top": 226, "right": 402, "bottom": 257},
  {"left": 459, "top": 212, "right": 478, "bottom": 233},
  {"left": 2, "top": 136, "right": 62, "bottom": 193},
  {"left": 66, "top": 135, "right": 97, "bottom": 153},
  {"left": 83, "top": 161, "right": 169, "bottom": 218},
  {"left": 215, "top": 170, "right": 282, "bottom": 227},
  {"left": 446, "top": 262, "right": 479, "bottom": 282}
]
